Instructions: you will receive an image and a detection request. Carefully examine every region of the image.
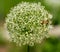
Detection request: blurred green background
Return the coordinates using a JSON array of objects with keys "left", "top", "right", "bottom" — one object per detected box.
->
[{"left": 0, "top": 0, "right": 60, "bottom": 52}]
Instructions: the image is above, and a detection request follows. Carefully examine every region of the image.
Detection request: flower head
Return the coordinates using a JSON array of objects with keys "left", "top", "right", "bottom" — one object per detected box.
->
[{"left": 5, "top": 2, "right": 52, "bottom": 46}]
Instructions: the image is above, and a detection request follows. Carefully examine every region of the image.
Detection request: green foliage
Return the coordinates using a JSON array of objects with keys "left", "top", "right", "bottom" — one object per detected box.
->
[{"left": 41, "top": 37, "right": 60, "bottom": 52}]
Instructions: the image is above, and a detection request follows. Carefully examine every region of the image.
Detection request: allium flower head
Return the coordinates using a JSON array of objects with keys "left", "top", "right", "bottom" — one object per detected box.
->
[{"left": 5, "top": 2, "right": 52, "bottom": 46}]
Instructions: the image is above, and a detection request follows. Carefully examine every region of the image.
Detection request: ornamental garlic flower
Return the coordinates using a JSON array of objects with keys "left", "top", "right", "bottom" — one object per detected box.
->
[{"left": 5, "top": 2, "right": 52, "bottom": 46}]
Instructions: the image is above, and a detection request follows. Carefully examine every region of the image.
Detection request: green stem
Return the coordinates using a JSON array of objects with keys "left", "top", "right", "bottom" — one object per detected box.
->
[{"left": 27, "top": 45, "right": 35, "bottom": 52}]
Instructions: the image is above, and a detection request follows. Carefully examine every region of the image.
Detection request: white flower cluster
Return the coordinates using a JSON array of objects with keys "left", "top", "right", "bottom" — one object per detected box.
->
[{"left": 5, "top": 2, "right": 52, "bottom": 46}]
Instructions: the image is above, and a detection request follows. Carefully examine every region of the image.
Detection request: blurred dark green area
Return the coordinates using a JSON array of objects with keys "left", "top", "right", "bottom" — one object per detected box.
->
[{"left": 0, "top": 0, "right": 60, "bottom": 52}]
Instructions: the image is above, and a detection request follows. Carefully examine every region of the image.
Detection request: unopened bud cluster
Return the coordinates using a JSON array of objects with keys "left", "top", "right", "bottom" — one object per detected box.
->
[{"left": 5, "top": 2, "right": 52, "bottom": 46}]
